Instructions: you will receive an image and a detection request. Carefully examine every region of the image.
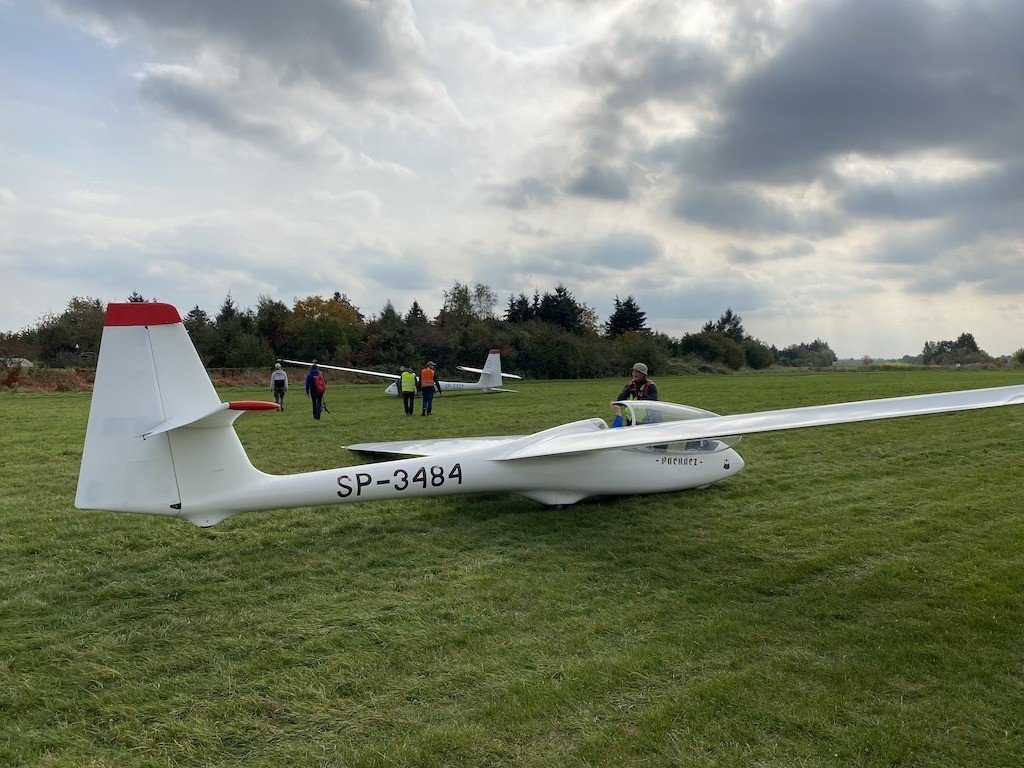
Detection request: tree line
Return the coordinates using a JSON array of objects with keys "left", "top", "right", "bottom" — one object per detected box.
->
[{"left": 5, "top": 283, "right": 1017, "bottom": 376}]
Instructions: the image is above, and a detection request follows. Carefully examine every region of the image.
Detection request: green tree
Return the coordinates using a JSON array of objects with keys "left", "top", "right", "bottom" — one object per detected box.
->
[
  {"left": 921, "top": 333, "right": 991, "bottom": 365},
  {"left": 1012, "top": 348, "right": 1024, "bottom": 368},
  {"left": 537, "top": 284, "right": 593, "bottom": 334},
  {"left": 504, "top": 293, "right": 533, "bottom": 323},
  {"left": 404, "top": 300, "right": 428, "bottom": 326},
  {"left": 35, "top": 297, "right": 105, "bottom": 367},
  {"left": 605, "top": 295, "right": 649, "bottom": 337},
  {"left": 286, "top": 294, "right": 365, "bottom": 362},
  {"left": 183, "top": 306, "right": 218, "bottom": 364},
  {"left": 224, "top": 333, "right": 274, "bottom": 368},
  {"left": 436, "top": 282, "right": 475, "bottom": 326},
  {"left": 471, "top": 283, "right": 498, "bottom": 320},
  {"left": 742, "top": 337, "right": 774, "bottom": 369},
  {"left": 377, "top": 300, "right": 403, "bottom": 330},
  {"left": 612, "top": 331, "right": 669, "bottom": 375},
  {"left": 777, "top": 339, "right": 837, "bottom": 368},
  {"left": 702, "top": 308, "right": 745, "bottom": 343},
  {"left": 255, "top": 296, "right": 292, "bottom": 356}
]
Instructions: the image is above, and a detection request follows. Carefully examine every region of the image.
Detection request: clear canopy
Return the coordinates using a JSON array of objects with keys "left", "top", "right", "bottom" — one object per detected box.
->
[{"left": 612, "top": 400, "right": 741, "bottom": 454}]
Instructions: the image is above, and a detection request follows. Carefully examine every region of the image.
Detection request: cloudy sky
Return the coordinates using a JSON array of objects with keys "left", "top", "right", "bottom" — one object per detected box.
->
[{"left": 2, "top": 0, "right": 1023, "bottom": 356}]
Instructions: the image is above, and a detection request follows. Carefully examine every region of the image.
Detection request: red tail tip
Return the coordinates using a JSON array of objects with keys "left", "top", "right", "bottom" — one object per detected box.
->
[{"left": 105, "top": 303, "right": 182, "bottom": 327}]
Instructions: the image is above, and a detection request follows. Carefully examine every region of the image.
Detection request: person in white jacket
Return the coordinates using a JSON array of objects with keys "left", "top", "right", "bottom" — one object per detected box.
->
[{"left": 270, "top": 362, "right": 288, "bottom": 410}]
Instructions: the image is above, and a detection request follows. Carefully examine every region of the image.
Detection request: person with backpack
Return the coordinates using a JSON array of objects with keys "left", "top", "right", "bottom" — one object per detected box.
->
[
  {"left": 418, "top": 361, "right": 440, "bottom": 416},
  {"left": 270, "top": 362, "right": 288, "bottom": 410},
  {"left": 305, "top": 360, "right": 328, "bottom": 420},
  {"left": 398, "top": 366, "right": 418, "bottom": 416}
]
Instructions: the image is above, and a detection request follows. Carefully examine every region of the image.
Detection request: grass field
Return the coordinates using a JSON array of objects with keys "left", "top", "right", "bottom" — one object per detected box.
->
[{"left": 3, "top": 370, "right": 1024, "bottom": 767}]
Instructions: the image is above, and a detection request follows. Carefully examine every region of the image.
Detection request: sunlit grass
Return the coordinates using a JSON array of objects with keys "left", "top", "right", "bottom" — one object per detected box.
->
[{"left": 2, "top": 369, "right": 1023, "bottom": 766}]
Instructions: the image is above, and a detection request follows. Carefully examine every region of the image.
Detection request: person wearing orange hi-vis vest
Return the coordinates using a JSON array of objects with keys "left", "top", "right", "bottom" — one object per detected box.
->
[{"left": 418, "top": 361, "right": 440, "bottom": 416}]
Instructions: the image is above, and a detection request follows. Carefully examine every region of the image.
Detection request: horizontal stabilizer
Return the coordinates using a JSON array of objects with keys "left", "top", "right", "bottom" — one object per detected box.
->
[
  {"left": 503, "top": 385, "right": 1024, "bottom": 460},
  {"left": 456, "top": 365, "right": 522, "bottom": 380},
  {"left": 143, "top": 401, "right": 279, "bottom": 439}
]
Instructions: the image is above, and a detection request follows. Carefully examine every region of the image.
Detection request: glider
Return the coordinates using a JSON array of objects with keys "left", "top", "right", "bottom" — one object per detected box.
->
[
  {"left": 280, "top": 351, "right": 521, "bottom": 396},
  {"left": 76, "top": 303, "right": 1024, "bottom": 527}
]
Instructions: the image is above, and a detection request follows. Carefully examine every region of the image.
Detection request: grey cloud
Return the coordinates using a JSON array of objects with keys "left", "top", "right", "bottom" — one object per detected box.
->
[
  {"left": 359, "top": 252, "right": 430, "bottom": 291},
  {"left": 676, "top": 0, "right": 1024, "bottom": 183},
  {"left": 569, "top": 5, "right": 733, "bottom": 184},
  {"left": 484, "top": 177, "right": 556, "bottom": 210},
  {"left": 137, "top": 73, "right": 307, "bottom": 158},
  {"left": 52, "top": 0, "right": 421, "bottom": 94},
  {"left": 673, "top": 184, "right": 843, "bottom": 236},
  {"left": 725, "top": 241, "right": 815, "bottom": 264},
  {"left": 566, "top": 164, "right": 631, "bottom": 201},
  {"left": 842, "top": 163, "right": 1024, "bottom": 221},
  {"left": 903, "top": 247, "right": 1024, "bottom": 295},
  {"left": 48, "top": 0, "right": 439, "bottom": 166},
  {"left": 484, "top": 231, "right": 664, "bottom": 287},
  {"left": 580, "top": 32, "right": 724, "bottom": 112},
  {"left": 508, "top": 219, "right": 552, "bottom": 238},
  {"left": 867, "top": 226, "right": 955, "bottom": 266},
  {"left": 638, "top": 283, "right": 774, "bottom": 327}
]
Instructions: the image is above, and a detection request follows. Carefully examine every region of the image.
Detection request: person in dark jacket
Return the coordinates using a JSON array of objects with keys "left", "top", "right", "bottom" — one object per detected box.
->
[
  {"left": 615, "top": 362, "right": 658, "bottom": 402},
  {"left": 305, "top": 361, "right": 327, "bottom": 420}
]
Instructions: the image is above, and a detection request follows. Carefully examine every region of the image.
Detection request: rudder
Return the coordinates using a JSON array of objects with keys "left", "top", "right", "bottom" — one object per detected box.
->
[{"left": 76, "top": 303, "right": 264, "bottom": 526}]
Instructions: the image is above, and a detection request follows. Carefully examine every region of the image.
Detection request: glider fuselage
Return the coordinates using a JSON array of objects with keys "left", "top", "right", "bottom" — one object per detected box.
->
[
  {"left": 383, "top": 379, "right": 505, "bottom": 396},
  {"left": 184, "top": 440, "right": 744, "bottom": 526}
]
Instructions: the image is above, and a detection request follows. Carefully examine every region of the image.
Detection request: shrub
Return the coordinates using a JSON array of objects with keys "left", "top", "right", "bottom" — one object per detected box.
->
[
  {"left": 677, "top": 331, "right": 745, "bottom": 370},
  {"left": 742, "top": 338, "right": 774, "bottom": 369}
]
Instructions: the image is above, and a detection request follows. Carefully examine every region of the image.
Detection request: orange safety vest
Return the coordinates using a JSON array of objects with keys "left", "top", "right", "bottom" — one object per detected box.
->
[{"left": 419, "top": 367, "right": 436, "bottom": 387}]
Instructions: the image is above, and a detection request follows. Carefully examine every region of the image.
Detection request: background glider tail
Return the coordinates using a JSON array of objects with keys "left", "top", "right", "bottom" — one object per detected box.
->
[
  {"left": 76, "top": 303, "right": 266, "bottom": 527},
  {"left": 457, "top": 350, "right": 506, "bottom": 388},
  {"left": 480, "top": 349, "right": 503, "bottom": 389}
]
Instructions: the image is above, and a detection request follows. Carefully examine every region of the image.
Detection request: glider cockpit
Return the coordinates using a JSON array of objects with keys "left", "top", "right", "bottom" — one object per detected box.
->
[{"left": 613, "top": 400, "right": 742, "bottom": 454}]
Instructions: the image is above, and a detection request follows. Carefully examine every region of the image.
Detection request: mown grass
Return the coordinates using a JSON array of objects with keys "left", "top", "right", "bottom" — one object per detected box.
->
[{"left": 2, "top": 370, "right": 1024, "bottom": 767}]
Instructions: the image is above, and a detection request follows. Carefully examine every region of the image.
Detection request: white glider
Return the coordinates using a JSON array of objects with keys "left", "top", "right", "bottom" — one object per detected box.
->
[
  {"left": 76, "top": 303, "right": 1024, "bottom": 527},
  {"left": 280, "top": 351, "right": 521, "bottom": 396}
]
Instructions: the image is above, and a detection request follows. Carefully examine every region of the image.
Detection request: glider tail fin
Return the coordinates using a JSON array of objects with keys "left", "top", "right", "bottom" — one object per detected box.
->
[
  {"left": 479, "top": 349, "right": 503, "bottom": 389},
  {"left": 75, "top": 303, "right": 265, "bottom": 527}
]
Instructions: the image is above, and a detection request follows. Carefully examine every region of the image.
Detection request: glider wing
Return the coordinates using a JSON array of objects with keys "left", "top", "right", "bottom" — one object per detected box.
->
[
  {"left": 281, "top": 359, "right": 400, "bottom": 380},
  {"left": 348, "top": 435, "right": 524, "bottom": 457},
  {"left": 502, "top": 384, "right": 1024, "bottom": 460}
]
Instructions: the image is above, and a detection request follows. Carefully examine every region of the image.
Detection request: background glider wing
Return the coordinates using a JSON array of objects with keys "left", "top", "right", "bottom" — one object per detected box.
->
[
  {"left": 281, "top": 359, "right": 400, "bottom": 380},
  {"left": 502, "top": 385, "right": 1024, "bottom": 460},
  {"left": 456, "top": 365, "right": 523, "bottom": 380}
]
